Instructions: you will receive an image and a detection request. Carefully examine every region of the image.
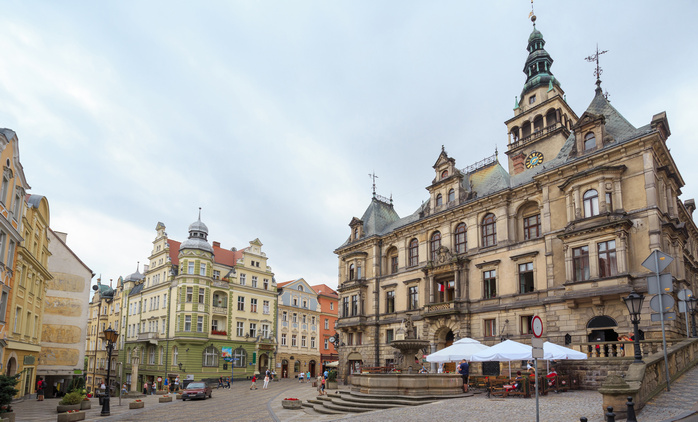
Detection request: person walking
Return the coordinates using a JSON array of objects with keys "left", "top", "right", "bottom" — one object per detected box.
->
[
  {"left": 457, "top": 359, "right": 469, "bottom": 393},
  {"left": 174, "top": 376, "right": 180, "bottom": 391},
  {"left": 151, "top": 381, "right": 156, "bottom": 394},
  {"left": 226, "top": 377, "right": 231, "bottom": 389},
  {"left": 121, "top": 383, "right": 128, "bottom": 396},
  {"left": 164, "top": 377, "right": 169, "bottom": 392},
  {"left": 36, "top": 378, "right": 45, "bottom": 401},
  {"left": 323, "top": 369, "right": 329, "bottom": 380},
  {"left": 142, "top": 381, "right": 148, "bottom": 395},
  {"left": 263, "top": 374, "right": 270, "bottom": 390},
  {"left": 249, "top": 375, "right": 258, "bottom": 390},
  {"left": 316, "top": 375, "right": 324, "bottom": 395},
  {"left": 298, "top": 372, "right": 304, "bottom": 383}
]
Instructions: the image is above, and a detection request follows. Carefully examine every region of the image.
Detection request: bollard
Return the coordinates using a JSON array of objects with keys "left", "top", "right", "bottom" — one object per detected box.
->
[
  {"left": 626, "top": 396, "right": 637, "bottom": 422},
  {"left": 605, "top": 406, "right": 616, "bottom": 422}
]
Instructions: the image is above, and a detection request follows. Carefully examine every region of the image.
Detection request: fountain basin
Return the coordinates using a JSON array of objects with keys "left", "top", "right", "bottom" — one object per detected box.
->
[{"left": 350, "top": 373, "right": 463, "bottom": 396}]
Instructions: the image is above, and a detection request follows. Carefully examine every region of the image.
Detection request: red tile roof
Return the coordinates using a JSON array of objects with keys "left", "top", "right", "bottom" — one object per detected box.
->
[
  {"left": 167, "top": 239, "right": 246, "bottom": 269},
  {"left": 276, "top": 280, "right": 296, "bottom": 288},
  {"left": 310, "top": 284, "right": 338, "bottom": 297}
]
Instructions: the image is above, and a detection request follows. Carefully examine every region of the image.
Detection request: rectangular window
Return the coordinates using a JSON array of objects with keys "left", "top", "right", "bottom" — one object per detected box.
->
[
  {"left": 386, "top": 329, "right": 394, "bottom": 344},
  {"left": 523, "top": 214, "right": 541, "bottom": 240},
  {"left": 347, "top": 333, "right": 353, "bottom": 346},
  {"left": 330, "top": 302, "right": 334, "bottom": 310},
  {"left": 357, "top": 332, "right": 363, "bottom": 345},
  {"left": 199, "top": 263, "right": 206, "bottom": 276},
  {"left": 301, "top": 335, "right": 306, "bottom": 347},
  {"left": 605, "top": 192, "right": 613, "bottom": 212},
  {"left": 6, "top": 241, "right": 15, "bottom": 269},
  {"left": 408, "top": 286, "right": 419, "bottom": 310},
  {"left": 324, "top": 339, "right": 329, "bottom": 349},
  {"left": 519, "top": 262, "right": 534, "bottom": 293},
  {"left": 311, "top": 316, "right": 316, "bottom": 325},
  {"left": 186, "top": 287, "right": 193, "bottom": 303},
  {"left": 0, "top": 177, "right": 7, "bottom": 205},
  {"left": 386, "top": 291, "right": 395, "bottom": 313},
  {"left": 302, "top": 314, "right": 307, "bottom": 324},
  {"left": 263, "top": 300, "right": 270, "bottom": 314},
  {"left": 184, "top": 315, "right": 192, "bottom": 332},
  {"left": 187, "top": 262, "right": 194, "bottom": 275},
  {"left": 391, "top": 256, "right": 398, "bottom": 274},
  {"left": 198, "top": 288, "right": 205, "bottom": 304},
  {"left": 240, "top": 274, "right": 246, "bottom": 286},
  {"left": 14, "top": 307, "right": 20, "bottom": 332},
  {"left": 281, "top": 334, "right": 287, "bottom": 346},
  {"left": 573, "top": 246, "right": 590, "bottom": 281},
  {"left": 483, "top": 270, "right": 497, "bottom": 299},
  {"left": 598, "top": 240, "right": 617, "bottom": 278},
  {"left": 237, "top": 296, "right": 245, "bottom": 311},
  {"left": 197, "top": 316, "right": 203, "bottom": 332},
  {"left": 250, "top": 298, "right": 258, "bottom": 313},
  {"left": 292, "top": 313, "right": 297, "bottom": 323},
  {"left": 311, "top": 337, "right": 316, "bottom": 348},
  {"left": 0, "top": 291, "right": 8, "bottom": 322},
  {"left": 291, "top": 335, "right": 297, "bottom": 347},
  {"left": 252, "top": 276, "right": 257, "bottom": 288},
  {"left": 484, "top": 319, "right": 496, "bottom": 337},
  {"left": 261, "top": 324, "right": 269, "bottom": 338},
  {"left": 213, "top": 270, "right": 220, "bottom": 280},
  {"left": 521, "top": 315, "right": 533, "bottom": 335},
  {"left": 282, "top": 311, "right": 288, "bottom": 322},
  {"left": 342, "top": 297, "right": 349, "bottom": 317},
  {"left": 325, "top": 319, "right": 329, "bottom": 329},
  {"left": 263, "top": 278, "right": 269, "bottom": 290},
  {"left": 249, "top": 323, "right": 257, "bottom": 337},
  {"left": 236, "top": 322, "right": 244, "bottom": 337},
  {"left": 351, "top": 295, "right": 358, "bottom": 316}
]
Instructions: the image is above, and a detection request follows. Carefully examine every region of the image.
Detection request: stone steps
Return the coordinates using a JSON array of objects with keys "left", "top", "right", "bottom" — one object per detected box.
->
[
  {"left": 329, "top": 397, "right": 403, "bottom": 410},
  {"left": 312, "top": 404, "right": 346, "bottom": 415},
  {"left": 305, "top": 389, "right": 473, "bottom": 415}
]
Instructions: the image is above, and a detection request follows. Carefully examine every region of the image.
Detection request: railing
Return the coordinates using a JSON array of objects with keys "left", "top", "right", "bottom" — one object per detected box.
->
[
  {"left": 462, "top": 152, "right": 497, "bottom": 174},
  {"left": 211, "top": 330, "right": 227, "bottom": 336},
  {"left": 570, "top": 339, "right": 683, "bottom": 358},
  {"left": 212, "top": 306, "right": 227, "bottom": 315},
  {"left": 426, "top": 302, "right": 455, "bottom": 313},
  {"left": 137, "top": 332, "right": 159, "bottom": 341},
  {"left": 510, "top": 122, "right": 562, "bottom": 149}
]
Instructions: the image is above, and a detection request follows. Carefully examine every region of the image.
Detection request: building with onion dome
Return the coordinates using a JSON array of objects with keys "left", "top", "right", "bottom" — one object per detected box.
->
[
  {"left": 119, "top": 214, "right": 277, "bottom": 391},
  {"left": 334, "top": 14, "right": 698, "bottom": 382}
]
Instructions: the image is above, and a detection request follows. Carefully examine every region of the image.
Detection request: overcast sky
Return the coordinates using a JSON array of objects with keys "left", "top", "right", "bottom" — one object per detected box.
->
[{"left": 1, "top": 1, "right": 697, "bottom": 290}]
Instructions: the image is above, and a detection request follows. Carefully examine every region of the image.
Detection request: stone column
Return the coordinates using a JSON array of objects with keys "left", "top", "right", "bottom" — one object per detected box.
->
[
  {"left": 430, "top": 343, "right": 437, "bottom": 373},
  {"left": 428, "top": 275, "right": 434, "bottom": 304},
  {"left": 573, "top": 187, "right": 581, "bottom": 219},
  {"left": 454, "top": 267, "right": 461, "bottom": 299},
  {"left": 130, "top": 353, "right": 140, "bottom": 393}
]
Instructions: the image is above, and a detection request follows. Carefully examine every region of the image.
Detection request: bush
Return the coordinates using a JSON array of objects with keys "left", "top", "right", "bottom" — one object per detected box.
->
[
  {"left": 0, "top": 374, "right": 19, "bottom": 413},
  {"left": 327, "top": 370, "right": 337, "bottom": 382},
  {"left": 68, "top": 377, "right": 85, "bottom": 394},
  {"left": 59, "top": 391, "right": 83, "bottom": 406}
]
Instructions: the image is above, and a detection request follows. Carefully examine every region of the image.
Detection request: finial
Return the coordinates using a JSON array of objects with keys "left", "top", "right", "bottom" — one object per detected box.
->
[
  {"left": 441, "top": 145, "right": 445, "bottom": 153},
  {"left": 514, "top": 96, "right": 519, "bottom": 109},
  {"left": 584, "top": 44, "right": 609, "bottom": 94},
  {"left": 368, "top": 171, "right": 378, "bottom": 198},
  {"left": 136, "top": 261, "right": 140, "bottom": 272},
  {"left": 198, "top": 207, "right": 202, "bottom": 221},
  {"left": 495, "top": 146, "right": 498, "bottom": 158},
  {"left": 390, "top": 193, "right": 393, "bottom": 204},
  {"left": 529, "top": 0, "right": 536, "bottom": 27},
  {"left": 110, "top": 279, "right": 113, "bottom": 288}
]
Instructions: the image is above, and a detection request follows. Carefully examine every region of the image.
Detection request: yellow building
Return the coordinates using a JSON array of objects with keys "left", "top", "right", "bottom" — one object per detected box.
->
[
  {"left": 4, "top": 195, "right": 52, "bottom": 398},
  {"left": 335, "top": 20, "right": 698, "bottom": 380},
  {"left": 85, "top": 279, "right": 123, "bottom": 394},
  {"left": 276, "top": 278, "right": 322, "bottom": 379}
]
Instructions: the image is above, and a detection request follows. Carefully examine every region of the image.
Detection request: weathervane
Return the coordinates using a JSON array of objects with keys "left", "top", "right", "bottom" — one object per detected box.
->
[
  {"left": 529, "top": 0, "right": 536, "bottom": 26},
  {"left": 585, "top": 44, "right": 609, "bottom": 93},
  {"left": 368, "top": 171, "right": 378, "bottom": 198}
]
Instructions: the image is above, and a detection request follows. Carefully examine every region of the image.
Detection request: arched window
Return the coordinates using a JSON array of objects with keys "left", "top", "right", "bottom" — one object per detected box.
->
[
  {"left": 354, "top": 228, "right": 358, "bottom": 239},
  {"left": 454, "top": 223, "right": 466, "bottom": 254},
  {"left": 294, "top": 361, "right": 301, "bottom": 373},
  {"left": 436, "top": 194, "right": 443, "bottom": 207},
  {"left": 297, "top": 285, "right": 304, "bottom": 292},
  {"left": 349, "top": 264, "right": 355, "bottom": 280},
  {"left": 408, "top": 239, "right": 419, "bottom": 267},
  {"left": 583, "top": 190, "right": 599, "bottom": 217},
  {"left": 448, "top": 189, "right": 455, "bottom": 203},
  {"left": 172, "top": 346, "right": 178, "bottom": 366},
  {"left": 202, "top": 345, "right": 219, "bottom": 367},
  {"left": 430, "top": 232, "right": 441, "bottom": 262},
  {"left": 481, "top": 213, "right": 497, "bottom": 247},
  {"left": 233, "top": 347, "right": 247, "bottom": 368},
  {"left": 441, "top": 170, "right": 448, "bottom": 179},
  {"left": 584, "top": 132, "right": 596, "bottom": 150}
]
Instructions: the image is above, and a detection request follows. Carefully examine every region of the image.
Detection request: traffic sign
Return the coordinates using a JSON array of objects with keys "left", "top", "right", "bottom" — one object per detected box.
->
[
  {"left": 642, "top": 250, "right": 673, "bottom": 273},
  {"left": 678, "top": 289, "right": 693, "bottom": 301},
  {"left": 531, "top": 337, "right": 544, "bottom": 348},
  {"left": 651, "top": 312, "right": 676, "bottom": 322},
  {"left": 650, "top": 294, "right": 675, "bottom": 312},
  {"left": 647, "top": 274, "right": 673, "bottom": 294},
  {"left": 531, "top": 316, "right": 543, "bottom": 338},
  {"left": 532, "top": 347, "right": 544, "bottom": 359}
]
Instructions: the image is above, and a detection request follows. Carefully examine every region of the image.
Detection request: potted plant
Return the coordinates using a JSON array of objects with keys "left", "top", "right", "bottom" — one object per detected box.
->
[
  {"left": 0, "top": 374, "right": 19, "bottom": 422},
  {"left": 281, "top": 397, "right": 302, "bottom": 409},
  {"left": 326, "top": 370, "right": 338, "bottom": 390},
  {"left": 129, "top": 399, "right": 145, "bottom": 409},
  {"left": 57, "top": 392, "right": 83, "bottom": 413},
  {"left": 159, "top": 394, "right": 172, "bottom": 403},
  {"left": 56, "top": 409, "right": 86, "bottom": 422}
]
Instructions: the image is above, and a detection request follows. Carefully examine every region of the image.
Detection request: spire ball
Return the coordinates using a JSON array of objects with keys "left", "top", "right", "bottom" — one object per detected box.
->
[{"left": 531, "top": 14, "right": 536, "bottom": 24}]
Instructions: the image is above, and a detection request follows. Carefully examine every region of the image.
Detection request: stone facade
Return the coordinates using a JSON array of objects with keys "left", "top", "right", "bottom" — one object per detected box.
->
[{"left": 334, "top": 21, "right": 698, "bottom": 380}]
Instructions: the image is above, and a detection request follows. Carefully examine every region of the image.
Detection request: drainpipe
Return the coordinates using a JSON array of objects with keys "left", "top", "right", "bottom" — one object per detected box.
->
[{"left": 375, "top": 240, "right": 382, "bottom": 367}]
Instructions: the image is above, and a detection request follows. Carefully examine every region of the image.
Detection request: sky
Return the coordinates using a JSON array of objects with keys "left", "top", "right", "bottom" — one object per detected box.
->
[{"left": 1, "top": 1, "right": 697, "bottom": 291}]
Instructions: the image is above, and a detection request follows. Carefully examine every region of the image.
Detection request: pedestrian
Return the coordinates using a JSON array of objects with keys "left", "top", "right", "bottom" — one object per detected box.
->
[
  {"left": 250, "top": 375, "right": 258, "bottom": 390},
  {"left": 121, "top": 383, "right": 128, "bottom": 396},
  {"left": 151, "top": 381, "right": 156, "bottom": 394},
  {"left": 457, "top": 359, "right": 469, "bottom": 393},
  {"left": 226, "top": 377, "right": 231, "bottom": 389},
  {"left": 298, "top": 372, "right": 304, "bottom": 383},
  {"left": 323, "top": 369, "right": 328, "bottom": 380},
  {"left": 316, "top": 375, "right": 323, "bottom": 395},
  {"left": 174, "top": 376, "right": 180, "bottom": 391},
  {"left": 218, "top": 377, "right": 223, "bottom": 389},
  {"left": 263, "top": 374, "right": 270, "bottom": 390},
  {"left": 36, "top": 377, "right": 45, "bottom": 401},
  {"left": 164, "top": 377, "right": 169, "bottom": 392},
  {"left": 320, "top": 377, "right": 326, "bottom": 395}
]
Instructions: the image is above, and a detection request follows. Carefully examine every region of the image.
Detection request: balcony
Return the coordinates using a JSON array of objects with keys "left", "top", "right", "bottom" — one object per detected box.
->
[
  {"left": 212, "top": 306, "right": 227, "bottom": 315},
  {"left": 211, "top": 330, "right": 227, "bottom": 336},
  {"left": 424, "top": 301, "right": 458, "bottom": 316},
  {"left": 137, "top": 332, "right": 159, "bottom": 341}
]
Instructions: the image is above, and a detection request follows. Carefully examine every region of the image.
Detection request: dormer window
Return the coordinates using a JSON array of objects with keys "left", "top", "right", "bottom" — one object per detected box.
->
[
  {"left": 441, "top": 170, "right": 448, "bottom": 179},
  {"left": 529, "top": 94, "right": 536, "bottom": 105},
  {"left": 436, "top": 194, "right": 443, "bottom": 207},
  {"left": 448, "top": 189, "right": 455, "bottom": 203},
  {"left": 354, "top": 228, "right": 358, "bottom": 240},
  {"left": 584, "top": 132, "right": 596, "bottom": 150}
]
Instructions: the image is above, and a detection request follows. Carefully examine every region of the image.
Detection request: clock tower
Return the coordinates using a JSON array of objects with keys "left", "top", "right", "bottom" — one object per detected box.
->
[{"left": 504, "top": 15, "right": 578, "bottom": 176}]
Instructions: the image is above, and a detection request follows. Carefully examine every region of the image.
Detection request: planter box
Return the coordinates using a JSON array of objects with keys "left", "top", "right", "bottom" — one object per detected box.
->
[
  {"left": 159, "top": 396, "right": 172, "bottom": 403},
  {"left": 56, "top": 404, "right": 80, "bottom": 414},
  {"left": 129, "top": 401, "right": 145, "bottom": 409},
  {"left": 0, "top": 411, "right": 15, "bottom": 422},
  {"left": 80, "top": 400, "right": 91, "bottom": 410},
  {"left": 326, "top": 381, "right": 338, "bottom": 390},
  {"left": 175, "top": 394, "right": 182, "bottom": 399},
  {"left": 281, "top": 399, "right": 302, "bottom": 410},
  {"left": 57, "top": 411, "right": 85, "bottom": 422}
]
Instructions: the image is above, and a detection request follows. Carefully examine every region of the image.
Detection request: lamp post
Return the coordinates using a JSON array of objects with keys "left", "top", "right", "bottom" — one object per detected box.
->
[
  {"left": 623, "top": 291, "right": 645, "bottom": 364},
  {"left": 688, "top": 297, "right": 697, "bottom": 338},
  {"left": 101, "top": 326, "right": 119, "bottom": 416}
]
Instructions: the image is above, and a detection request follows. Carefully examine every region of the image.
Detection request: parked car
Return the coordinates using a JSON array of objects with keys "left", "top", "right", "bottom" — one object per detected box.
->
[{"left": 181, "top": 382, "right": 212, "bottom": 401}]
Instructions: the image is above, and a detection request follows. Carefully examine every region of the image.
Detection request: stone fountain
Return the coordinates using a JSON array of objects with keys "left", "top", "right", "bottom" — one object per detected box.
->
[{"left": 349, "top": 315, "right": 464, "bottom": 396}]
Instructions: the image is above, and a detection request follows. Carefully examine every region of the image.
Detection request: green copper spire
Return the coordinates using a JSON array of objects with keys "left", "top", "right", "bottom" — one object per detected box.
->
[{"left": 520, "top": 14, "right": 561, "bottom": 99}]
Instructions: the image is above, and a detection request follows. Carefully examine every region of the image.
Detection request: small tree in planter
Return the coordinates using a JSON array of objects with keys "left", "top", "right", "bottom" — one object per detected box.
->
[
  {"left": 57, "top": 391, "right": 83, "bottom": 413},
  {"left": 0, "top": 374, "right": 19, "bottom": 419},
  {"left": 326, "top": 370, "right": 338, "bottom": 389}
]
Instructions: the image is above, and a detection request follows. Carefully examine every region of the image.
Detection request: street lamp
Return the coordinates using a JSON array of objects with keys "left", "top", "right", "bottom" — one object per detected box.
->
[
  {"left": 101, "top": 326, "right": 119, "bottom": 417},
  {"left": 623, "top": 291, "right": 645, "bottom": 364},
  {"left": 688, "top": 297, "right": 697, "bottom": 338}
]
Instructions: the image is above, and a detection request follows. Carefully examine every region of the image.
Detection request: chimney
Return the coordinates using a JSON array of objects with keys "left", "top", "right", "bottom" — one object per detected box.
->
[
  {"left": 213, "top": 241, "right": 221, "bottom": 248},
  {"left": 511, "top": 152, "right": 526, "bottom": 175}
]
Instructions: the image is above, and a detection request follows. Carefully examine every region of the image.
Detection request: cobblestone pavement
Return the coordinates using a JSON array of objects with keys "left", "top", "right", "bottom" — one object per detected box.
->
[{"left": 638, "top": 364, "right": 698, "bottom": 422}]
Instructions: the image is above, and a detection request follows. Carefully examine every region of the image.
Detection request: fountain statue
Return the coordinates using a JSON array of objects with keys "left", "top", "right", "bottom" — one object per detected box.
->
[{"left": 389, "top": 315, "right": 430, "bottom": 373}]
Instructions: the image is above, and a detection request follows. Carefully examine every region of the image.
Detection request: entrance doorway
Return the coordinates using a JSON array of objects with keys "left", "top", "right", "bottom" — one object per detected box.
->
[
  {"left": 587, "top": 315, "right": 619, "bottom": 357},
  {"left": 309, "top": 360, "right": 316, "bottom": 378},
  {"left": 5, "top": 357, "right": 16, "bottom": 376},
  {"left": 258, "top": 353, "right": 269, "bottom": 374},
  {"left": 282, "top": 360, "right": 289, "bottom": 378}
]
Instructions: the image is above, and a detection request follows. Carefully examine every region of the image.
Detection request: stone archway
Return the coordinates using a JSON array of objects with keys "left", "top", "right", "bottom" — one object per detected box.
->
[
  {"left": 587, "top": 315, "right": 619, "bottom": 357},
  {"left": 5, "top": 357, "right": 16, "bottom": 377},
  {"left": 258, "top": 353, "right": 269, "bottom": 375},
  {"left": 431, "top": 322, "right": 459, "bottom": 373}
]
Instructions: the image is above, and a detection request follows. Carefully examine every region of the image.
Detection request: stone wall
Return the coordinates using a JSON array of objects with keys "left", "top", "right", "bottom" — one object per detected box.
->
[{"left": 558, "top": 359, "right": 633, "bottom": 390}]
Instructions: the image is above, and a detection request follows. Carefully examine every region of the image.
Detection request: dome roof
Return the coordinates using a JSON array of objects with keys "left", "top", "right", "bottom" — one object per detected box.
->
[
  {"left": 124, "top": 268, "right": 145, "bottom": 282},
  {"left": 92, "top": 281, "right": 114, "bottom": 298},
  {"left": 179, "top": 212, "right": 213, "bottom": 254},
  {"left": 188, "top": 219, "right": 209, "bottom": 234},
  {"left": 528, "top": 28, "right": 543, "bottom": 43}
]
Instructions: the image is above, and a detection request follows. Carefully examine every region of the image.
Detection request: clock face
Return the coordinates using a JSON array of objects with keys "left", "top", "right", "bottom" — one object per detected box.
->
[
  {"left": 329, "top": 336, "right": 335, "bottom": 343},
  {"left": 525, "top": 151, "right": 544, "bottom": 169}
]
